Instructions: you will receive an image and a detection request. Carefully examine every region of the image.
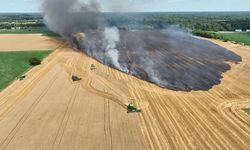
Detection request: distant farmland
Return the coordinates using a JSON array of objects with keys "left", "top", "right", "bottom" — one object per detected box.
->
[
  {"left": 0, "top": 28, "right": 59, "bottom": 36},
  {"left": 0, "top": 50, "right": 52, "bottom": 91},
  {"left": 218, "top": 32, "right": 250, "bottom": 46}
]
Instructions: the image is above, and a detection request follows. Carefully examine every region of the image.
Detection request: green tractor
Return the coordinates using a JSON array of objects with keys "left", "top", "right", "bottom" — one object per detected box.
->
[
  {"left": 72, "top": 75, "right": 82, "bottom": 82},
  {"left": 127, "top": 102, "right": 141, "bottom": 113}
]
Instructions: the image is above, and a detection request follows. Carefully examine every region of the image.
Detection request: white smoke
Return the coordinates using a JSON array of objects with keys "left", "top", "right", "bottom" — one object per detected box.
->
[{"left": 103, "top": 27, "right": 125, "bottom": 71}]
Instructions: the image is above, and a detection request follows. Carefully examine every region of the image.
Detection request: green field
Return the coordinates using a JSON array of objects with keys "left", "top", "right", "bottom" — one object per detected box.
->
[
  {"left": 0, "top": 28, "right": 59, "bottom": 36},
  {"left": 218, "top": 32, "right": 250, "bottom": 46},
  {"left": 243, "top": 109, "right": 250, "bottom": 115},
  {"left": 0, "top": 51, "right": 52, "bottom": 91}
]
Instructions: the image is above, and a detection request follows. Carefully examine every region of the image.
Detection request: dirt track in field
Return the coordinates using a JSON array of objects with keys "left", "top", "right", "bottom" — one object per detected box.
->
[
  {"left": 0, "top": 34, "right": 61, "bottom": 51},
  {"left": 0, "top": 34, "right": 250, "bottom": 150}
]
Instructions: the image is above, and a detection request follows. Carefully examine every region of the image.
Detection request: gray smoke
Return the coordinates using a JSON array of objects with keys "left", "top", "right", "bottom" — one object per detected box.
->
[
  {"left": 42, "top": 0, "right": 101, "bottom": 38},
  {"left": 42, "top": 0, "right": 241, "bottom": 91},
  {"left": 42, "top": 0, "right": 123, "bottom": 69},
  {"left": 42, "top": 0, "right": 126, "bottom": 70}
]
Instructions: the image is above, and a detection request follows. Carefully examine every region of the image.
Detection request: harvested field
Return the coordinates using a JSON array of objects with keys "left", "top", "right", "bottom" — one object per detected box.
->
[
  {"left": 0, "top": 50, "right": 52, "bottom": 91},
  {"left": 0, "top": 34, "right": 61, "bottom": 51},
  {"left": 0, "top": 35, "right": 250, "bottom": 150}
]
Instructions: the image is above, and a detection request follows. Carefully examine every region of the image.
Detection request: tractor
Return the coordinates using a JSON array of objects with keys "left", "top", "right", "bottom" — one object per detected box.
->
[{"left": 127, "top": 102, "right": 141, "bottom": 113}]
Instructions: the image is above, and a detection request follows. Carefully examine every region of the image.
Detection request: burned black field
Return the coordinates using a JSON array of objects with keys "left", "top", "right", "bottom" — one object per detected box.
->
[
  {"left": 40, "top": 0, "right": 242, "bottom": 92},
  {"left": 76, "top": 29, "right": 241, "bottom": 91}
]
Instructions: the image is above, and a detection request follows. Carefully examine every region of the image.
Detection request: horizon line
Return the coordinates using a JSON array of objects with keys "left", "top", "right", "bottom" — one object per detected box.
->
[{"left": 1, "top": 10, "right": 250, "bottom": 14}]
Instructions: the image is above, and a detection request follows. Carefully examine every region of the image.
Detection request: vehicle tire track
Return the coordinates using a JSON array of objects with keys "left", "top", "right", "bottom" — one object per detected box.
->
[
  {"left": 0, "top": 69, "right": 60, "bottom": 150},
  {"left": 0, "top": 49, "right": 65, "bottom": 120},
  {"left": 103, "top": 90, "right": 113, "bottom": 150},
  {"left": 50, "top": 50, "right": 83, "bottom": 150},
  {"left": 50, "top": 84, "right": 80, "bottom": 150},
  {"left": 0, "top": 43, "right": 65, "bottom": 102}
]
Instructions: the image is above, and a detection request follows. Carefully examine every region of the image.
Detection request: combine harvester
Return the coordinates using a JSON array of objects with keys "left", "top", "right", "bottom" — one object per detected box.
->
[
  {"left": 90, "top": 64, "right": 96, "bottom": 70},
  {"left": 127, "top": 102, "right": 141, "bottom": 113},
  {"left": 72, "top": 75, "right": 82, "bottom": 81},
  {"left": 19, "top": 75, "right": 26, "bottom": 81}
]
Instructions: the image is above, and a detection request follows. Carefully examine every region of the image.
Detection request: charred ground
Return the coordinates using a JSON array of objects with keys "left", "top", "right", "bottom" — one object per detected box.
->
[
  {"left": 40, "top": 0, "right": 243, "bottom": 91},
  {"left": 75, "top": 29, "right": 241, "bottom": 91}
]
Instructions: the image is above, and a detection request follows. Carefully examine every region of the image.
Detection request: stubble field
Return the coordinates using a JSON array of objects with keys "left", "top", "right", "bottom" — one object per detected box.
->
[{"left": 0, "top": 34, "right": 249, "bottom": 150}]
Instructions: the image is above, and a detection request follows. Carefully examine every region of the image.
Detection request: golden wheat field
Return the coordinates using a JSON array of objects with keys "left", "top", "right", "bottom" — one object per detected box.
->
[
  {"left": 0, "top": 34, "right": 61, "bottom": 51},
  {"left": 0, "top": 34, "right": 249, "bottom": 150}
]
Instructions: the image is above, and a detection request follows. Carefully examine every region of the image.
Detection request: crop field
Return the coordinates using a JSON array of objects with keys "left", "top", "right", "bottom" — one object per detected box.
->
[
  {"left": 0, "top": 28, "right": 59, "bottom": 36},
  {"left": 0, "top": 34, "right": 61, "bottom": 51},
  {"left": 0, "top": 51, "right": 52, "bottom": 91},
  {"left": 0, "top": 34, "right": 249, "bottom": 150},
  {"left": 0, "top": 28, "right": 47, "bottom": 34},
  {"left": 218, "top": 32, "right": 250, "bottom": 46},
  {"left": 244, "top": 109, "right": 250, "bottom": 115}
]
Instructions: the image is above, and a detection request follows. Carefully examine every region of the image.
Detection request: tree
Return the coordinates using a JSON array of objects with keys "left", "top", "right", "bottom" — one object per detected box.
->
[{"left": 29, "top": 57, "right": 41, "bottom": 66}]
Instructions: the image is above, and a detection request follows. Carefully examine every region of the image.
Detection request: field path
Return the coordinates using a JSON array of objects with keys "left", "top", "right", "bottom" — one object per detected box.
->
[{"left": 0, "top": 36, "right": 250, "bottom": 149}]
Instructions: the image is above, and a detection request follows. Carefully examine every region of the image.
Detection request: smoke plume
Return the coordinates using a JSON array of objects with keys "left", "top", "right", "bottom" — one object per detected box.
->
[
  {"left": 103, "top": 27, "right": 123, "bottom": 70},
  {"left": 42, "top": 0, "right": 101, "bottom": 38},
  {"left": 42, "top": 0, "right": 241, "bottom": 91}
]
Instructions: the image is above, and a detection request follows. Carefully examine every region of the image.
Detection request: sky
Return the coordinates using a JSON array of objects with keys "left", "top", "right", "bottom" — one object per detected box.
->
[{"left": 0, "top": 0, "right": 250, "bottom": 13}]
